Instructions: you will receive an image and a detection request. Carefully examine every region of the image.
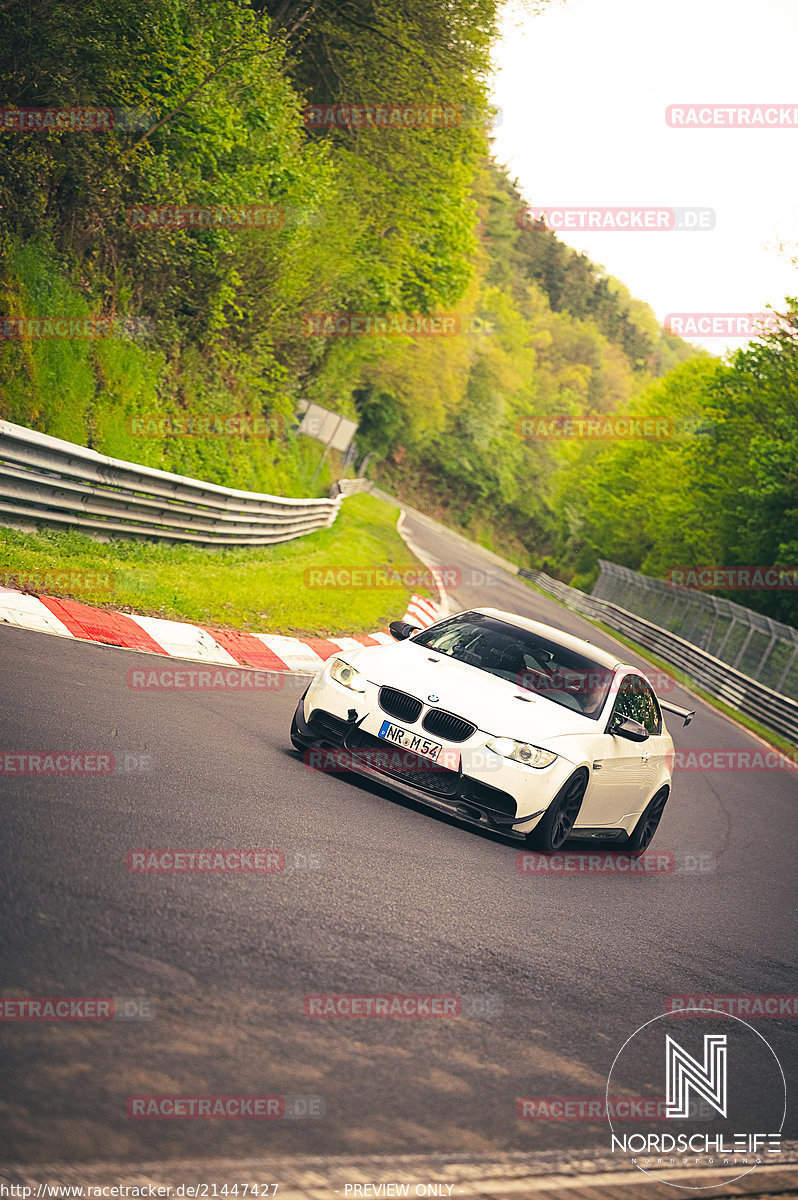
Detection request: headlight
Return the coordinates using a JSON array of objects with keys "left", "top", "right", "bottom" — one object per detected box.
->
[
  {"left": 487, "top": 736, "right": 557, "bottom": 769},
  {"left": 328, "top": 657, "right": 366, "bottom": 692}
]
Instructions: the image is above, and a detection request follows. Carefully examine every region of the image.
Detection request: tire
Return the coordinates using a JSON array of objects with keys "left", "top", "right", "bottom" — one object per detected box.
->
[
  {"left": 524, "top": 769, "right": 589, "bottom": 852},
  {"left": 621, "top": 786, "right": 669, "bottom": 855},
  {"left": 290, "top": 689, "right": 310, "bottom": 752}
]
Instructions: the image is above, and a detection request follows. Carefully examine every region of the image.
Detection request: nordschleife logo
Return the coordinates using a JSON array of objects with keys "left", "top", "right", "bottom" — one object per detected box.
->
[
  {"left": 606, "top": 1011, "right": 786, "bottom": 1189},
  {"left": 665, "top": 1034, "right": 727, "bottom": 1119}
]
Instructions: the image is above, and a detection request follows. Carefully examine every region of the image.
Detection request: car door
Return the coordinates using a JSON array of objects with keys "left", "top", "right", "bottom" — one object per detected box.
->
[
  {"left": 630, "top": 675, "right": 670, "bottom": 793},
  {"left": 576, "top": 672, "right": 657, "bottom": 826}
]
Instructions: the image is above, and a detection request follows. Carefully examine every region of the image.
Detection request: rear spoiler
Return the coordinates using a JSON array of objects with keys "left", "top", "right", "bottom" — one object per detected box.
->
[{"left": 660, "top": 700, "right": 695, "bottom": 727}]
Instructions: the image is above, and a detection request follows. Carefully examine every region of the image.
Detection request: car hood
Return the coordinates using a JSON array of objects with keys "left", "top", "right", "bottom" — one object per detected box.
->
[{"left": 345, "top": 639, "right": 596, "bottom": 743}]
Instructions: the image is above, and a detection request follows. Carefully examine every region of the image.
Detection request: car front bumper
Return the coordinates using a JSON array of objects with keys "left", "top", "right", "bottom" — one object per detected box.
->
[{"left": 294, "top": 668, "right": 579, "bottom": 838}]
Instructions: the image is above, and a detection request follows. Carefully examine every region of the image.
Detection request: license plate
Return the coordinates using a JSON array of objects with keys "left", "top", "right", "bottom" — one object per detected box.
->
[{"left": 377, "top": 720, "right": 459, "bottom": 769}]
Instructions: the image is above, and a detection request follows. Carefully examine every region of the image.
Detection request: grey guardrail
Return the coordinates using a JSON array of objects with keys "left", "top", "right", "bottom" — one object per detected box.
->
[
  {"left": 329, "top": 477, "right": 373, "bottom": 498},
  {"left": 519, "top": 567, "right": 798, "bottom": 743},
  {"left": 0, "top": 419, "right": 362, "bottom": 547}
]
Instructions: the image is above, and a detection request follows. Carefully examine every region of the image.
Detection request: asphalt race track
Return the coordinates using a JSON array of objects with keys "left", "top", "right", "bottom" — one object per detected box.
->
[{"left": 1, "top": 510, "right": 795, "bottom": 1165}]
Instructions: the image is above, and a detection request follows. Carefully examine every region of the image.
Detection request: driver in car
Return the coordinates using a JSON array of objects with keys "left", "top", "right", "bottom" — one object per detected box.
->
[{"left": 580, "top": 672, "right": 609, "bottom": 718}]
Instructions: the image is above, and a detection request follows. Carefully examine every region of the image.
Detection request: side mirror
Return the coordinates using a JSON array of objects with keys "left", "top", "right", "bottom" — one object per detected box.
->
[
  {"left": 611, "top": 715, "right": 649, "bottom": 743},
  {"left": 389, "top": 620, "right": 420, "bottom": 641}
]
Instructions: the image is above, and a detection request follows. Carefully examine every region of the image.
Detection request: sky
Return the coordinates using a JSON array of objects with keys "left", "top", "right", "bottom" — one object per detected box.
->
[{"left": 489, "top": 0, "right": 798, "bottom": 354}]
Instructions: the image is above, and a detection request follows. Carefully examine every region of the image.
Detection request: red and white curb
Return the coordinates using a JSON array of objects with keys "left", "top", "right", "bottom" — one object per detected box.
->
[{"left": 0, "top": 586, "right": 441, "bottom": 674}]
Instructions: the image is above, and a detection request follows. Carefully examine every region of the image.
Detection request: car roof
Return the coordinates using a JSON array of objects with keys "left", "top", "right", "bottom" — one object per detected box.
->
[{"left": 460, "top": 607, "right": 622, "bottom": 670}]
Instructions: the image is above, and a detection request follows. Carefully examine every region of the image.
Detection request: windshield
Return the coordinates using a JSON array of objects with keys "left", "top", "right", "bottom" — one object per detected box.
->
[{"left": 412, "top": 612, "right": 615, "bottom": 719}]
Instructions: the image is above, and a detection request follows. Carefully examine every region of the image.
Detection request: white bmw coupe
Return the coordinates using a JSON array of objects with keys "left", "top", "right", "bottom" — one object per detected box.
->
[{"left": 290, "top": 608, "right": 693, "bottom": 853}]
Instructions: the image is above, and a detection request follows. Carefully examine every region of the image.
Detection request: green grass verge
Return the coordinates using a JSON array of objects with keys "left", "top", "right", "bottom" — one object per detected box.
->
[
  {"left": 519, "top": 576, "right": 796, "bottom": 756},
  {"left": 0, "top": 493, "right": 431, "bottom": 636}
]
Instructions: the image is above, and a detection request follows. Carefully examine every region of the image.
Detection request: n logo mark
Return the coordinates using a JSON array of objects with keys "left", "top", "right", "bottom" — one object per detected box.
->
[{"left": 665, "top": 1034, "right": 727, "bottom": 1119}]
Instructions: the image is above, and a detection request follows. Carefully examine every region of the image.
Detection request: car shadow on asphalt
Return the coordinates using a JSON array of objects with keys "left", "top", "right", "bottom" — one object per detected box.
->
[{"left": 280, "top": 745, "right": 614, "bottom": 857}]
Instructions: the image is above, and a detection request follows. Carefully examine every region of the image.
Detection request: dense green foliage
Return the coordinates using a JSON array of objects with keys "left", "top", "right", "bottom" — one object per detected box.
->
[{"left": 1, "top": 0, "right": 796, "bottom": 623}]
